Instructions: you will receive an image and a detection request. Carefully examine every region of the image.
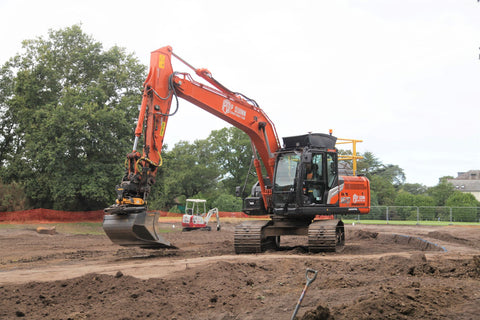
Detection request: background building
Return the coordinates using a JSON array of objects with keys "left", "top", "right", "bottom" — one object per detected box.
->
[{"left": 447, "top": 170, "right": 480, "bottom": 201}]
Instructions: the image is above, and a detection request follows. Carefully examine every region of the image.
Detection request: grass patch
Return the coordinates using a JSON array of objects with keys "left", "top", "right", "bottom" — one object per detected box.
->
[
  {"left": 343, "top": 219, "right": 480, "bottom": 226},
  {"left": 3, "top": 219, "right": 477, "bottom": 236},
  {"left": 0, "top": 221, "right": 178, "bottom": 235},
  {"left": 0, "top": 222, "right": 105, "bottom": 235},
  {"left": 55, "top": 222, "right": 105, "bottom": 234}
]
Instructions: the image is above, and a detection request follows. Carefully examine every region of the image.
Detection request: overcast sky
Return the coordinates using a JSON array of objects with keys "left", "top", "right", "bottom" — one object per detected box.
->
[{"left": 1, "top": 0, "right": 479, "bottom": 186}]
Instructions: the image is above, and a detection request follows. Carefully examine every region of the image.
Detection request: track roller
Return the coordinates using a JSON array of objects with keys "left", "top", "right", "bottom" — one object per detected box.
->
[
  {"left": 308, "top": 219, "right": 344, "bottom": 253},
  {"left": 234, "top": 220, "right": 273, "bottom": 253}
]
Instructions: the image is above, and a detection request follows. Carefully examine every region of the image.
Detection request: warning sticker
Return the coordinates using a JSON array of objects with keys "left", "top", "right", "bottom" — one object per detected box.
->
[{"left": 159, "top": 55, "right": 166, "bottom": 69}]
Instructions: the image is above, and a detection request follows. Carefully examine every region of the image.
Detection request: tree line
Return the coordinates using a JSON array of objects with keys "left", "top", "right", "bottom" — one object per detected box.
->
[{"left": 1, "top": 25, "right": 478, "bottom": 212}]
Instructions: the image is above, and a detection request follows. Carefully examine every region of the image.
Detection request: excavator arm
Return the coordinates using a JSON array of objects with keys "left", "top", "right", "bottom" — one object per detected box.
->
[
  {"left": 103, "top": 46, "right": 281, "bottom": 248},
  {"left": 132, "top": 46, "right": 280, "bottom": 207}
]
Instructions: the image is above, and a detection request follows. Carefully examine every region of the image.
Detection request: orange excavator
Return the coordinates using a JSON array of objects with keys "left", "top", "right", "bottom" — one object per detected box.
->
[{"left": 102, "top": 46, "right": 370, "bottom": 252}]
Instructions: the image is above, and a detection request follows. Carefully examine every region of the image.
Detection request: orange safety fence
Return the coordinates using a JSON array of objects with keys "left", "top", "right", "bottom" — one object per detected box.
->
[
  {"left": 0, "top": 209, "right": 332, "bottom": 224},
  {"left": 155, "top": 211, "right": 266, "bottom": 219},
  {"left": 0, "top": 208, "right": 105, "bottom": 223},
  {"left": 0, "top": 209, "right": 268, "bottom": 223}
]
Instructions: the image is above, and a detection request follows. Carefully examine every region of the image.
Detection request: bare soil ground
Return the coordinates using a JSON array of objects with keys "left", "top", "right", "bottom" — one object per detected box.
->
[{"left": 1, "top": 220, "right": 480, "bottom": 320}]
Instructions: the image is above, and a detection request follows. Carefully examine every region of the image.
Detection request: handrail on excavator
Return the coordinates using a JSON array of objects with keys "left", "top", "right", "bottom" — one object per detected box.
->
[{"left": 335, "top": 135, "right": 364, "bottom": 176}]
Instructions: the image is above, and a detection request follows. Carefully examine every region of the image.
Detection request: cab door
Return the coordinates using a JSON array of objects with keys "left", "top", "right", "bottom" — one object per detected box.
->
[
  {"left": 302, "top": 152, "right": 326, "bottom": 205},
  {"left": 325, "top": 152, "right": 339, "bottom": 205},
  {"left": 301, "top": 151, "right": 339, "bottom": 206}
]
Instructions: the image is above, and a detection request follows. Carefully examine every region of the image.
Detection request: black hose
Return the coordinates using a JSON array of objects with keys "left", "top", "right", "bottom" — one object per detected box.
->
[{"left": 152, "top": 73, "right": 180, "bottom": 117}]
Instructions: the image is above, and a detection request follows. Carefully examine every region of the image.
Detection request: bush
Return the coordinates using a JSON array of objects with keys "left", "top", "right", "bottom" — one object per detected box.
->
[{"left": 210, "top": 194, "right": 242, "bottom": 212}]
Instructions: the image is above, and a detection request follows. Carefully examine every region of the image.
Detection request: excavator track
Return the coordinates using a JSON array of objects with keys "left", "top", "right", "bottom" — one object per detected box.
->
[
  {"left": 234, "top": 220, "right": 272, "bottom": 253},
  {"left": 308, "top": 219, "right": 344, "bottom": 253}
]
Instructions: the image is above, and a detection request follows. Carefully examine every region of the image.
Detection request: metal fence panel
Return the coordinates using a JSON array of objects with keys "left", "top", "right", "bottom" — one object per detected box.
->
[{"left": 345, "top": 206, "right": 480, "bottom": 224}]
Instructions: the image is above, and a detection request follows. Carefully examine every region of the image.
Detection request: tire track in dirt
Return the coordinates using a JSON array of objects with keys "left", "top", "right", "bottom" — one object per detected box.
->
[
  {"left": 0, "top": 250, "right": 451, "bottom": 284},
  {"left": 1, "top": 226, "right": 478, "bottom": 285}
]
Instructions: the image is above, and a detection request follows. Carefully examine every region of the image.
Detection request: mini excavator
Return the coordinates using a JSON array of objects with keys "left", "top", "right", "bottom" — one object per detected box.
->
[
  {"left": 181, "top": 199, "right": 220, "bottom": 231},
  {"left": 102, "top": 46, "right": 370, "bottom": 252}
]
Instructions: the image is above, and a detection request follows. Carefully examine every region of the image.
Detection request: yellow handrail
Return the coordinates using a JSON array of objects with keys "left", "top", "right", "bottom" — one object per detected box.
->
[{"left": 336, "top": 137, "right": 363, "bottom": 176}]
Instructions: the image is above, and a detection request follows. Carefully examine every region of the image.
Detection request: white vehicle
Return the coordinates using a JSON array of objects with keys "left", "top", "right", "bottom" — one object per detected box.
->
[{"left": 182, "top": 199, "right": 220, "bottom": 231}]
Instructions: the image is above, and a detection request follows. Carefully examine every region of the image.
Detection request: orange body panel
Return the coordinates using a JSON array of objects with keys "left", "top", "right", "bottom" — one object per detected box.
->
[{"left": 337, "top": 175, "right": 370, "bottom": 214}]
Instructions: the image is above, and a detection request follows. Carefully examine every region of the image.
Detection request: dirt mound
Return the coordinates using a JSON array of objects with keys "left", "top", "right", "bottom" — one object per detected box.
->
[
  {"left": 1, "top": 224, "right": 480, "bottom": 319},
  {"left": 377, "top": 233, "right": 446, "bottom": 252},
  {"left": 300, "top": 305, "right": 334, "bottom": 320},
  {"left": 335, "top": 283, "right": 464, "bottom": 319},
  {"left": 427, "top": 230, "right": 470, "bottom": 245},
  {"left": 348, "top": 229, "right": 378, "bottom": 240},
  {"left": 0, "top": 272, "right": 167, "bottom": 319},
  {"left": 6, "top": 256, "right": 478, "bottom": 320}
]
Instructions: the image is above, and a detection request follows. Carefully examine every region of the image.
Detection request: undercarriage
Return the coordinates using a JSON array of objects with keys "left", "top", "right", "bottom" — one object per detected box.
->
[{"left": 234, "top": 217, "right": 345, "bottom": 253}]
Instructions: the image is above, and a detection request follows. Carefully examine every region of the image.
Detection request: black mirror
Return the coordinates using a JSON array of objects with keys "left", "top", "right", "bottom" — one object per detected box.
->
[{"left": 235, "top": 186, "right": 241, "bottom": 197}]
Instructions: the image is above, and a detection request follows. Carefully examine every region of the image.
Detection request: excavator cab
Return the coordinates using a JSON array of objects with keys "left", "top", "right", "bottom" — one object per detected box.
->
[
  {"left": 272, "top": 149, "right": 339, "bottom": 214},
  {"left": 242, "top": 132, "right": 369, "bottom": 218},
  {"left": 271, "top": 133, "right": 340, "bottom": 216},
  {"left": 243, "top": 133, "right": 343, "bottom": 216}
]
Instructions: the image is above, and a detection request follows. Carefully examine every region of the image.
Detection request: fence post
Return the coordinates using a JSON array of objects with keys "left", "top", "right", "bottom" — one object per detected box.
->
[
  {"left": 386, "top": 206, "right": 389, "bottom": 224},
  {"left": 416, "top": 206, "right": 419, "bottom": 225},
  {"left": 449, "top": 207, "right": 452, "bottom": 225}
]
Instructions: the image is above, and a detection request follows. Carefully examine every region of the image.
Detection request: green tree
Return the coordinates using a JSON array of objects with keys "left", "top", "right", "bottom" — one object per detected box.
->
[
  {"left": 394, "top": 191, "right": 435, "bottom": 220},
  {"left": 401, "top": 183, "right": 428, "bottom": 195},
  {"left": 394, "top": 192, "right": 415, "bottom": 207},
  {"left": 369, "top": 175, "right": 396, "bottom": 206},
  {"left": 148, "top": 127, "right": 253, "bottom": 211},
  {"left": 206, "top": 127, "right": 253, "bottom": 194},
  {"left": 356, "top": 151, "right": 382, "bottom": 176},
  {"left": 355, "top": 151, "right": 405, "bottom": 206},
  {"left": 372, "top": 164, "right": 405, "bottom": 187},
  {"left": 413, "top": 194, "right": 436, "bottom": 207},
  {"left": 0, "top": 25, "right": 145, "bottom": 210},
  {"left": 395, "top": 192, "right": 434, "bottom": 207},
  {"left": 446, "top": 191, "right": 480, "bottom": 207},
  {"left": 210, "top": 193, "right": 243, "bottom": 212},
  {"left": 427, "top": 178, "right": 455, "bottom": 206},
  {"left": 446, "top": 191, "right": 480, "bottom": 222},
  {"left": 148, "top": 140, "right": 221, "bottom": 210},
  {"left": 0, "top": 181, "right": 27, "bottom": 211}
]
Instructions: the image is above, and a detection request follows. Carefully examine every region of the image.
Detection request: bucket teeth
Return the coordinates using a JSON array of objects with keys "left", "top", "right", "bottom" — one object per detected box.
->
[{"left": 102, "top": 208, "right": 173, "bottom": 249}]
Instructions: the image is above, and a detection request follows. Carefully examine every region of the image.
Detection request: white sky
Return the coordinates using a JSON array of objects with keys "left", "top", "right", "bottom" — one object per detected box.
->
[{"left": 1, "top": 0, "right": 479, "bottom": 186}]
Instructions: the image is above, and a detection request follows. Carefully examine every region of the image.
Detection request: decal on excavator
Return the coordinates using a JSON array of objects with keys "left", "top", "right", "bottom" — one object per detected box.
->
[
  {"left": 222, "top": 99, "right": 246, "bottom": 120},
  {"left": 160, "top": 121, "right": 166, "bottom": 137},
  {"left": 158, "top": 54, "right": 166, "bottom": 69},
  {"left": 341, "top": 197, "right": 350, "bottom": 204},
  {"left": 353, "top": 194, "right": 366, "bottom": 204}
]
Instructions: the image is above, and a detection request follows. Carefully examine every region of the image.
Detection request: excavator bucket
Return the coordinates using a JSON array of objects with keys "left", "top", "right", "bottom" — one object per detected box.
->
[{"left": 102, "top": 207, "right": 173, "bottom": 249}]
